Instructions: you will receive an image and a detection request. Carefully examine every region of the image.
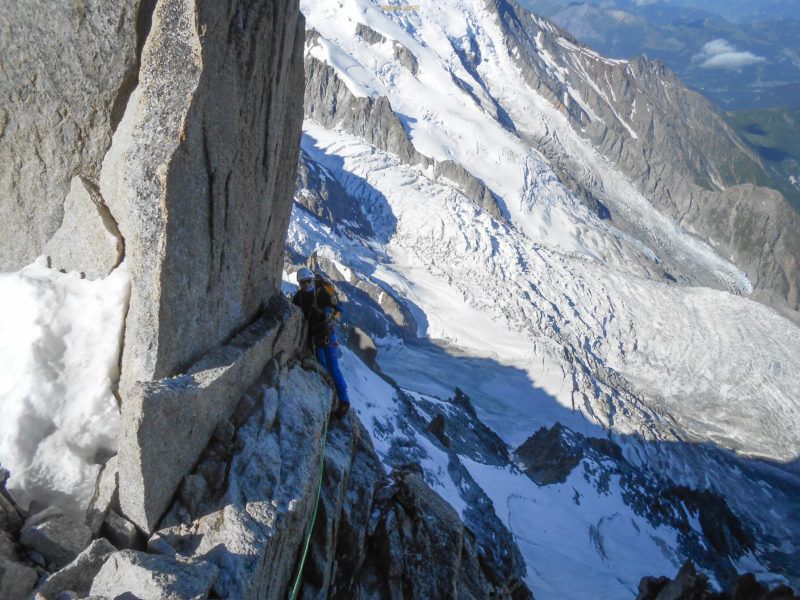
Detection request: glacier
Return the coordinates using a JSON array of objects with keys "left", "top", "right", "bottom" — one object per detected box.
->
[{"left": 290, "top": 0, "right": 800, "bottom": 596}]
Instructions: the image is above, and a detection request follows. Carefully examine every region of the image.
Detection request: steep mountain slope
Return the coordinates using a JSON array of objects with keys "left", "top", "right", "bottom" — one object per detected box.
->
[
  {"left": 726, "top": 106, "right": 800, "bottom": 212},
  {"left": 290, "top": 0, "right": 800, "bottom": 596},
  {"left": 492, "top": 1, "right": 800, "bottom": 316}
]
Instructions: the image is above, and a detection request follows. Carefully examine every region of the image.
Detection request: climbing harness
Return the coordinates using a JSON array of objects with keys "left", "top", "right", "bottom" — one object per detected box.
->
[{"left": 288, "top": 343, "right": 330, "bottom": 600}]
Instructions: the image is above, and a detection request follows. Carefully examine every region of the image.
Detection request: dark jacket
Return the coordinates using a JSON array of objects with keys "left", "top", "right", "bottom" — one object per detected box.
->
[{"left": 292, "top": 285, "right": 338, "bottom": 345}]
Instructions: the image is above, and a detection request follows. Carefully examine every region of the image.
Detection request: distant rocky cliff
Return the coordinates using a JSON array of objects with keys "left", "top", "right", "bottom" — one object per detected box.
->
[
  {"left": 495, "top": 0, "right": 800, "bottom": 316},
  {"left": 303, "top": 34, "right": 506, "bottom": 221}
]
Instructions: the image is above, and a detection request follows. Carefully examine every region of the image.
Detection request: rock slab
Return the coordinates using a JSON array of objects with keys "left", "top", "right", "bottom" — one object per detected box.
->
[
  {"left": 34, "top": 538, "right": 116, "bottom": 599},
  {"left": 90, "top": 550, "right": 218, "bottom": 600},
  {"left": 118, "top": 298, "right": 302, "bottom": 533},
  {"left": 85, "top": 457, "right": 119, "bottom": 536},
  {"left": 20, "top": 510, "right": 92, "bottom": 570},
  {"left": 100, "top": 0, "right": 305, "bottom": 392}
]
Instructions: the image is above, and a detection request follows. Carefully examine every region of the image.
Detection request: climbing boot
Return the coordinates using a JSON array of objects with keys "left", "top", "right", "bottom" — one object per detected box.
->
[{"left": 335, "top": 402, "right": 350, "bottom": 419}]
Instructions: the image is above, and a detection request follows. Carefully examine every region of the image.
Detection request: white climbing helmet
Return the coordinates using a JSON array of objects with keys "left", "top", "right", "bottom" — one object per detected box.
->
[{"left": 296, "top": 267, "right": 314, "bottom": 283}]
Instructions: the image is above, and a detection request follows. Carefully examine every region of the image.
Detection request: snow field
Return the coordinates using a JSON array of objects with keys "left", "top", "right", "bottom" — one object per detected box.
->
[
  {"left": 464, "top": 457, "right": 682, "bottom": 598},
  {"left": 304, "top": 0, "right": 754, "bottom": 295},
  {"left": 0, "top": 258, "right": 129, "bottom": 512}
]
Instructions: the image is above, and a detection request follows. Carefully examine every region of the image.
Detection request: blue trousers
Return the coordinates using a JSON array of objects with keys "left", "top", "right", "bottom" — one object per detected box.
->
[{"left": 315, "top": 342, "right": 350, "bottom": 405}]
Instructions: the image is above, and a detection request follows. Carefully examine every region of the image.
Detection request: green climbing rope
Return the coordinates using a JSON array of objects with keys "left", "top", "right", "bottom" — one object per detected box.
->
[{"left": 289, "top": 345, "right": 330, "bottom": 600}]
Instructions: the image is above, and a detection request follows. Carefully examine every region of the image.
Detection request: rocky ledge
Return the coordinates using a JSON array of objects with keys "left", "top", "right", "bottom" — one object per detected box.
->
[
  {"left": 637, "top": 560, "right": 798, "bottom": 600},
  {"left": 0, "top": 298, "right": 531, "bottom": 599}
]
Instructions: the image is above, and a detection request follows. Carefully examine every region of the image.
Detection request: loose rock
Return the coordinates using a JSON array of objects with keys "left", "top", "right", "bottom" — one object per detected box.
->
[
  {"left": 0, "top": 559, "right": 39, "bottom": 600},
  {"left": 90, "top": 550, "right": 218, "bottom": 600},
  {"left": 20, "top": 510, "right": 92, "bottom": 571},
  {"left": 34, "top": 538, "right": 116, "bottom": 599}
]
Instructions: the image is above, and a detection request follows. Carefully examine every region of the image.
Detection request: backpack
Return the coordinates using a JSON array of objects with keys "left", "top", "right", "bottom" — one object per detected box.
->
[
  {"left": 313, "top": 275, "right": 339, "bottom": 309},
  {"left": 310, "top": 275, "right": 341, "bottom": 345}
]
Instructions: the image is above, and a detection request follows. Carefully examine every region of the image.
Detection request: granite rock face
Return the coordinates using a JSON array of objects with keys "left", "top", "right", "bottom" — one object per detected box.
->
[
  {"left": 434, "top": 159, "right": 505, "bottom": 220},
  {"left": 118, "top": 296, "right": 302, "bottom": 533},
  {"left": 0, "top": 0, "right": 141, "bottom": 271},
  {"left": 44, "top": 175, "right": 124, "bottom": 279},
  {"left": 355, "top": 22, "right": 387, "bottom": 46},
  {"left": 393, "top": 41, "right": 420, "bottom": 75},
  {"left": 0, "top": 2, "right": 536, "bottom": 599},
  {"left": 685, "top": 184, "right": 800, "bottom": 317},
  {"left": 100, "top": 0, "right": 305, "bottom": 392},
  {"left": 145, "top": 364, "right": 338, "bottom": 599},
  {"left": 90, "top": 550, "right": 218, "bottom": 600},
  {"left": 304, "top": 52, "right": 428, "bottom": 168},
  {"left": 2, "top": 0, "right": 306, "bottom": 386},
  {"left": 112, "top": 363, "right": 531, "bottom": 600}
]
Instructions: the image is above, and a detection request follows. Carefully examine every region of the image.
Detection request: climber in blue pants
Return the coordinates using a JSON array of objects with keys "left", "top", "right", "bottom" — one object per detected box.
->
[
  {"left": 292, "top": 267, "right": 351, "bottom": 418},
  {"left": 314, "top": 331, "right": 349, "bottom": 405}
]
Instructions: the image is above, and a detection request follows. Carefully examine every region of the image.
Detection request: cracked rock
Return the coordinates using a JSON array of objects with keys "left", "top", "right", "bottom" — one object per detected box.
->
[
  {"left": 33, "top": 538, "right": 116, "bottom": 599},
  {"left": 44, "top": 175, "right": 124, "bottom": 279},
  {"left": 20, "top": 509, "right": 92, "bottom": 571},
  {"left": 89, "top": 550, "right": 218, "bottom": 600}
]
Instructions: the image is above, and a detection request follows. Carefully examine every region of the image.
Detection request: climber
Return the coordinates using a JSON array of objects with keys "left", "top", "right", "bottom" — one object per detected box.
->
[{"left": 292, "top": 266, "right": 351, "bottom": 418}]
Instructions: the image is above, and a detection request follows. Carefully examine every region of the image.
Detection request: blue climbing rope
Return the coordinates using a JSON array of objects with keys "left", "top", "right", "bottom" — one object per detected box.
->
[{"left": 289, "top": 344, "right": 330, "bottom": 600}]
